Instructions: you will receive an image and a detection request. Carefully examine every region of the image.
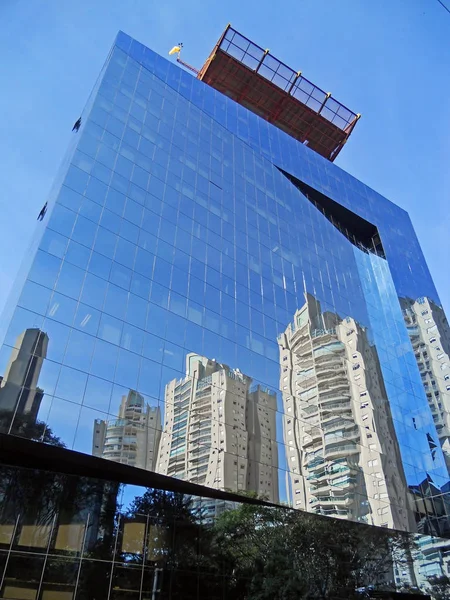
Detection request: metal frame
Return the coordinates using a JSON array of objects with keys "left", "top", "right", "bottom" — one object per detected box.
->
[{"left": 198, "top": 25, "right": 360, "bottom": 161}]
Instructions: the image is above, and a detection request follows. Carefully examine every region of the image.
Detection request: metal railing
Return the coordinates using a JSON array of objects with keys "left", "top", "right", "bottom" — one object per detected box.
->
[{"left": 219, "top": 27, "right": 358, "bottom": 131}]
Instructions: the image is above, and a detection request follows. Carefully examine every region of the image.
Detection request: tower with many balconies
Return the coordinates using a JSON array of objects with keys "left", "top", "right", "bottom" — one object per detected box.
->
[{"left": 279, "top": 294, "right": 411, "bottom": 529}]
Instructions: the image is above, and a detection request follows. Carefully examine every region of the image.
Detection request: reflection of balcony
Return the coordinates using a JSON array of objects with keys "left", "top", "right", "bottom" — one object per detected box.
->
[
  {"left": 311, "top": 328, "right": 337, "bottom": 340},
  {"left": 318, "top": 381, "right": 349, "bottom": 394},
  {"left": 194, "top": 389, "right": 212, "bottom": 400},
  {"left": 188, "top": 463, "right": 209, "bottom": 475},
  {"left": 319, "top": 393, "right": 351, "bottom": 406},
  {"left": 324, "top": 443, "right": 359, "bottom": 459},
  {"left": 329, "top": 463, "right": 356, "bottom": 476},
  {"left": 304, "top": 423, "right": 322, "bottom": 437},
  {"left": 406, "top": 326, "right": 419, "bottom": 336},
  {"left": 319, "top": 401, "right": 351, "bottom": 414},
  {"left": 300, "top": 405, "right": 319, "bottom": 419},
  {"left": 296, "top": 375, "right": 317, "bottom": 390},
  {"left": 305, "top": 454, "right": 324, "bottom": 469},
  {"left": 197, "top": 376, "right": 212, "bottom": 391},
  {"left": 174, "top": 399, "right": 190, "bottom": 411},
  {"left": 324, "top": 428, "right": 359, "bottom": 444},
  {"left": 188, "top": 454, "right": 209, "bottom": 465},
  {"left": 295, "top": 354, "right": 316, "bottom": 368},
  {"left": 190, "top": 414, "right": 212, "bottom": 426},
  {"left": 189, "top": 435, "right": 211, "bottom": 447},
  {"left": 310, "top": 494, "right": 354, "bottom": 507},
  {"left": 322, "top": 418, "right": 355, "bottom": 432},
  {"left": 307, "top": 464, "right": 354, "bottom": 482},
  {"left": 302, "top": 433, "right": 322, "bottom": 449},
  {"left": 310, "top": 476, "right": 356, "bottom": 494},
  {"left": 167, "top": 464, "right": 184, "bottom": 476},
  {"left": 290, "top": 328, "right": 310, "bottom": 348},
  {"left": 190, "top": 413, "right": 212, "bottom": 425},
  {"left": 194, "top": 393, "right": 212, "bottom": 404},
  {"left": 315, "top": 358, "right": 344, "bottom": 373},
  {"left": 329, "top": 476, "right": 357, "bottom": 490},
  {"left": 316, "top": 372, "right": 347, "bottom": 387},
  {"left": 309, "top": 482, "right": 331, "bottom": 494}
]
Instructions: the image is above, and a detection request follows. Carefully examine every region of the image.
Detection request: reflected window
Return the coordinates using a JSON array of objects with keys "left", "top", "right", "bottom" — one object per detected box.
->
[
  {"left": 19, "top": 281, "right": 52, "bottom": 316},
  {"left": 39, "top": 229, "right": 68, "bottom": 259},
  {"left": 18, "top": 524, "right": 52, "bottom": 548},
  {"left": 46, "top": 293, "right": 77, "bottom": 326},
  {"left": 98, "top": 313, "right": 123, "bottom": 345},
  {"left": 54, "top": 523, "right": 85, "bottom": 552},
  {"left": 73, "top": 302, "right": 101, "bottom": 336},
  {"left": 121, "top": 520, "right": 145, "bottom": 554}
]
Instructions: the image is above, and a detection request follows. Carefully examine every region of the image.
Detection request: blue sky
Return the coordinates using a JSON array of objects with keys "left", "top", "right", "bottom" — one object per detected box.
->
[{"left": 0, "top": 0, "right": 449, "bottom": 317}]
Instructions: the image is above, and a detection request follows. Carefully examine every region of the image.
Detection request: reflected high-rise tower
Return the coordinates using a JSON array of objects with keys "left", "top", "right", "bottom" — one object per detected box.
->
[
  {"left": 401, "top": 297, "right": 450, "bottom": 468},
  {"left": 93, "top": 390, "right": 161, "bottom": 470},
  {"left": 279, "top": 294, "right": 411, "bottom": 530},
  {"left": 157, "top": 353, "right": 279, "bottom": 503},
  {"left": 0, "top": 328, "right": 48, "bottom": 424}
]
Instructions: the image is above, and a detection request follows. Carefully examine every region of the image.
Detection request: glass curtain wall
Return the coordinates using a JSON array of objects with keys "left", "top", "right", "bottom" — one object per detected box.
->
[{"left": 0, "top": 32, "right": 449, "bottom": 544}]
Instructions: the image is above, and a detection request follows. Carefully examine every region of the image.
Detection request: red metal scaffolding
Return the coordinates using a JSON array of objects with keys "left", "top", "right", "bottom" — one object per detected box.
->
[{"left": 198, "top": 25, "right": 360, "bottom": 161}]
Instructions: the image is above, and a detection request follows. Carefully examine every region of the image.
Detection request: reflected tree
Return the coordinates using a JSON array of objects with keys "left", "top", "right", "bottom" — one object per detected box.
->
[
  {"left": 0, "top": 409, "right": 65, "bottom": 447},
  {"left": 0, "top": 464, "right": 423, "bottom": 599},
  {"left": 426, "top": 575, "right": 450, "bottom": 600},
  {"left": 0, "top": 410, "right": 119, "bottom": 556},
  {"left": 121, "top": 488, "right": 419, "bottom": 599},
  {"left": 0, "top": 410, "right": 66, "bottom": 532},
  {"left": 125, "top": 489, "right": 221, "bottom": 599},
  {"left": 208, "top": 501, "right": 417, "bottom": 599}
]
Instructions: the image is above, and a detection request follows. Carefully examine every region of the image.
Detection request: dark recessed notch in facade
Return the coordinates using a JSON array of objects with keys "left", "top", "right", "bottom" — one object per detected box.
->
[{"left": 278, "top": 167, "right": 385, "bottom": 259}]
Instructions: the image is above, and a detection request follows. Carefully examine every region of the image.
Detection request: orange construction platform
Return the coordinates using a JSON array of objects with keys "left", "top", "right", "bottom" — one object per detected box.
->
[{"left": 198, "top": 26, "right": 360, "bottom": 161}]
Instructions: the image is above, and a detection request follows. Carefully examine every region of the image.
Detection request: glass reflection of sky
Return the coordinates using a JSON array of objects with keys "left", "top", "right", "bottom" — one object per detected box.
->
[{"left": 0, "top": 31, "right": 448, "bottom": 537}]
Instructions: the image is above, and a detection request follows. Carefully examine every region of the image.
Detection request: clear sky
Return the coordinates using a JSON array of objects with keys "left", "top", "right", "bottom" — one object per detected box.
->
[{"left": 0, "top": 0, "right": 449, "bottom": 318}]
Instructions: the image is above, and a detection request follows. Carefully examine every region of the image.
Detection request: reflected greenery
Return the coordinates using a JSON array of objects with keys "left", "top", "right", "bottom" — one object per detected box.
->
[
  {"left": 426, "top": 576, "right": 450, "bottom": 600},
  {"left": 118, "top": 488, "right": 419, "bottom": 600},
  {"left": 0, "top": 409, "right": 65, "bottom": 447},
  {"left": 0, "top": 462, "right": 440, "bottom": 598}
]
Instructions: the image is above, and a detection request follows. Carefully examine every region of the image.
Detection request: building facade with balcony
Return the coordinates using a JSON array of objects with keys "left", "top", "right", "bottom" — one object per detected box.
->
[
  {"left": 0, "top": 25, "right": 449, "bottom": 599},
  {"left": 157, "top": 353, "right": 278, "bottom": 503},
  {"left": 93, "top": 389, "right": 161, "bottom": 470},
  {"left": 279, "top": 294, "right": 411, "bottom": 529}
]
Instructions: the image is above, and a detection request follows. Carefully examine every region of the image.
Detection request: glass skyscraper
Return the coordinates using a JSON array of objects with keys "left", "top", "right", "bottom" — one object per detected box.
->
[{"left": 1, "top": 26, "right": 450, "bottom": 598}]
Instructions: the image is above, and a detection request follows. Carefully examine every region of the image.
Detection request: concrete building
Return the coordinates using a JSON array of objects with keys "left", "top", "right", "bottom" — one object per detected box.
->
[
  {"left": 402, "top": 297, "right": 450, "bottom": 468},
  {"left": 0, "top": 328, "right": 48, "bottom": 423},
  {"left": 93, "top": 390, "right": 161, "bottom": 471},
  {"left": 278, "top": 294, "right": 411, "bottom": 530},
  {"left": 157, "top": 353, "right": 279, "bottom": 502}
]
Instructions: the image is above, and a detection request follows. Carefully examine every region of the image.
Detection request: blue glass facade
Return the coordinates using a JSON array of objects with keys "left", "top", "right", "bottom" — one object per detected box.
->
[{"left": 1, "top": 31, "right": 449, "bottom": 541}]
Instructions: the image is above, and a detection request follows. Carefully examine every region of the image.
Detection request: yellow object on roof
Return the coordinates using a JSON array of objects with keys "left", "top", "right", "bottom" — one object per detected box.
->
[{"left": 169, "top": 45, "right": 182, "bottom": 56}]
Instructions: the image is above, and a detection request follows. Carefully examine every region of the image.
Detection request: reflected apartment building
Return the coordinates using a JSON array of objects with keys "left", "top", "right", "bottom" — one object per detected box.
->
[
  {"left": 157, "top": 353, "right": 279, "bottom": 503},
  {"left": 279, "top": 294, "right": 410, "bottom": 530},
  {"left": 402, "top": 297, "right": 450, "bottom": 468},
  {"left": 93, "top": 389, "right": 161, "bottom": 470},
  {"left": 1, "top": 23, "right": 450, "bottom": 598},
  {"left": 0, "top": 328, "right": 48, "bottom": 425}
]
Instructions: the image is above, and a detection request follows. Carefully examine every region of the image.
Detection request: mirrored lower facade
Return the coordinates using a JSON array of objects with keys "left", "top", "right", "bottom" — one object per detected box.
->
[
  {"left": 1, "top": 28, "right": 450, "bottom": 587},
  {"left": 0, "top": 462, "right": 448, "bottom": 599}
]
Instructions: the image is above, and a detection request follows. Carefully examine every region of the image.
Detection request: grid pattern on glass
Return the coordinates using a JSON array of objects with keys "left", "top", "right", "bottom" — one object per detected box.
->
[
  {"left": 0, "top": 467, "right": 447, "bottom": 600},
  {"left": 0, "top": 32, "right": 449, "bottom": 543},
  {"left": 219, "top": 27, "right": 357, "bottom": 129}
]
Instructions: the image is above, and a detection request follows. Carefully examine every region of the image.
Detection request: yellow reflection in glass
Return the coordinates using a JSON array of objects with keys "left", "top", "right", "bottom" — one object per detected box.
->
[{"left": 54, "top": 524, "right": 85, "bottom": 552}]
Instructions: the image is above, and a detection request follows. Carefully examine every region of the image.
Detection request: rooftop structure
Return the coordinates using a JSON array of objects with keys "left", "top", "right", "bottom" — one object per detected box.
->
[{"left": 198, "top": 25, "right": 360, "bottom": 161}]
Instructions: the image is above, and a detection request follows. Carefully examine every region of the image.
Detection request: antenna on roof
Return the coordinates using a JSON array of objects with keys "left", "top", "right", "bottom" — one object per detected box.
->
[{"left": 168, "top": 42, "right": 199, "bottom": 75}]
